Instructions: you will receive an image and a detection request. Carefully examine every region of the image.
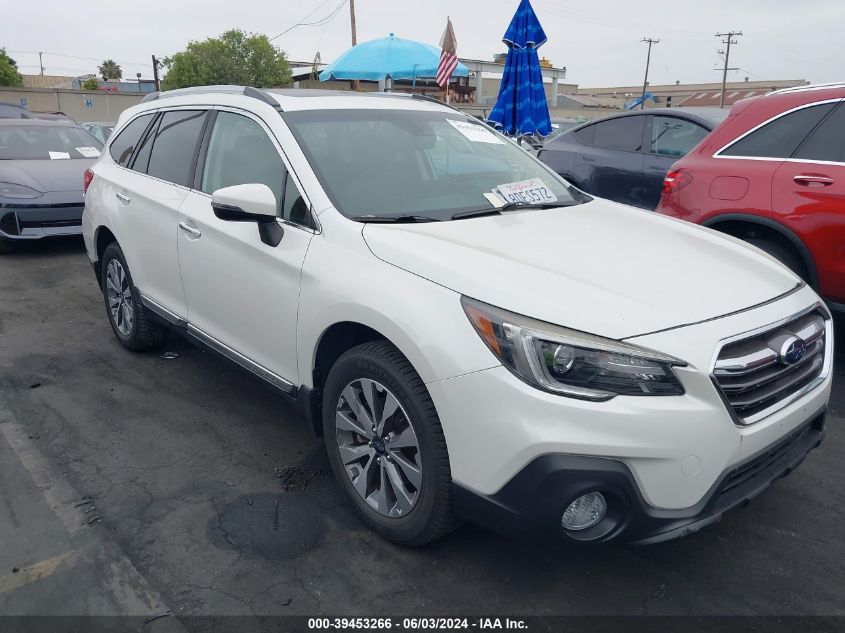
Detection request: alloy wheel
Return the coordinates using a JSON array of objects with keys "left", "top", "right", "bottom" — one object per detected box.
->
[
  {"left": 335, "top": 378, "right": 422, "bottom": 518},
  {"left": 105, "top": 259, "right": 134, "bottom": 336}
]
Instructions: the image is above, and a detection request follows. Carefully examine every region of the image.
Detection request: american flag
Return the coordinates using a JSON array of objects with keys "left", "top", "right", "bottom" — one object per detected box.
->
[{"left": 436, "top": 17, "right": 458, "bottom": 89}]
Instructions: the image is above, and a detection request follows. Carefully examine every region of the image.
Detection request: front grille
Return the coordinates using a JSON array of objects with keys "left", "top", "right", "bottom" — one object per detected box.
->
[{"left": 713, "top": 310, "right": 828, "bottom": 424}]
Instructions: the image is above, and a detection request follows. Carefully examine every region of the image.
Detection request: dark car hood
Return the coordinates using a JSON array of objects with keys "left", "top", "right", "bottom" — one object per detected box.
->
[{"left": 0, "top": 159, "right": 96, "bottom": 193}]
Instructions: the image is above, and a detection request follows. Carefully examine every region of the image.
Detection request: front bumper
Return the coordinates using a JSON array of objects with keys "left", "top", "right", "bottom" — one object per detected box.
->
[
  {"left": 0, "top": 198, "right": 84, "bottom": 241},
  {"left": 452, "top": 407, "right": 825, "bottom": 543}
]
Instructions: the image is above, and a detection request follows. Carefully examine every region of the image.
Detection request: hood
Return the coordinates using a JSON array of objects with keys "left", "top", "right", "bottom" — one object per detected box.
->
[
  {"left": 0, "top": 159, "right": 96, "bottom": 193},
  {"left": 362, "top": 200, "right": 800, "bottom": 339}
]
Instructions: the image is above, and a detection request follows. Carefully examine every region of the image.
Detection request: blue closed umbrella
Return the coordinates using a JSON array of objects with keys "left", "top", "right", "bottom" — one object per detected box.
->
[
  {"left": 487, "top": 0, "right": 552, "bottom": 138},
  {"left": 319, "top": 34, "right": 469, "bottom": 82}
]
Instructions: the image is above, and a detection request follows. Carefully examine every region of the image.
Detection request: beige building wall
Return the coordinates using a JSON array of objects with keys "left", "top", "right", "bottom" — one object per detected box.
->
[
  {"left": 0, "top": 87, "right": 144, "bottom": 123},
  {"left": 479, "top": 77, "right": 578, "bottom": 104}
]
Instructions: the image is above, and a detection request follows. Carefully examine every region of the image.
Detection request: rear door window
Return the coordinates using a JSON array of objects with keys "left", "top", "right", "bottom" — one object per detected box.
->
[
  {"left": 650, "top": 116, "right": 709, "bottom": 157},
  {"left": 720, "top": 102, "right": 836, "bottom": 159},
  {"left": 109, "top": 113, "right": 154, "bottom": 167},
  {"left": 145, "top": 110, "right": 207, "bottom": 187},
  {"left": 793, "top": 102, "right": 845, "bottom": 163},
  {"left": 591, "top": 116, "right": 646, "bottom": 152}
]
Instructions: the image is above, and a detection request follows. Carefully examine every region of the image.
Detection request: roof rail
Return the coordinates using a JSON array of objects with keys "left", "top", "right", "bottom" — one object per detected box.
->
[
  {"left": 140, "top": 85, "right": 282, "bottom": 112},
  {"left": 766, "top": 82, "right": 845, "bottom": 97}
]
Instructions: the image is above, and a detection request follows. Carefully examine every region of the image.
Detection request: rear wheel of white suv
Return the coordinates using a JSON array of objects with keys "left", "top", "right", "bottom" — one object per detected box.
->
[
  {"left": 322, "top": 341, "right": 457, "bottom": 545},
  {"left": 100, "top": 242, "right": 166, "bottom": 352}
]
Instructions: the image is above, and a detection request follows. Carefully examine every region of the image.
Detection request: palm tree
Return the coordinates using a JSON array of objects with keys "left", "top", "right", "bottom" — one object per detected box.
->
[{"left": 98, "top": 59, "right": 122, "bottom": 81}]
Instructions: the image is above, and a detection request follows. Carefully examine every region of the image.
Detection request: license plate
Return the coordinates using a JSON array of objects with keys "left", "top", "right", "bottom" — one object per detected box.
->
[{"left": 496, "top": 178, "right": 558, "bottom": 205}]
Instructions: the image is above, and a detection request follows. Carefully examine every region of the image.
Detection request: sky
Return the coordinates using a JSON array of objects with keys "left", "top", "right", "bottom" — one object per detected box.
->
[{"left": 4, "top": 0, "right": 842, "bottom": 88}]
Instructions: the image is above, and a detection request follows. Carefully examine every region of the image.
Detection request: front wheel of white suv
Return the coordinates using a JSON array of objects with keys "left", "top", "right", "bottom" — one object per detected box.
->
[
  {"left": 100, "top": 242, "right": 167, "bottom": 352},
  {"left": 322, "top": 341, "right": 458, "bottom": 545}
]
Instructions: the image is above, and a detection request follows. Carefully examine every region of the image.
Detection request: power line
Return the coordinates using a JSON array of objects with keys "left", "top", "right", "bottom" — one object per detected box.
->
[
  {"left": 7, "top": 50, "right": 149, "bottom": 66},
  {"left": 270, "top": 0, "right": 348, "bottom": 42}
]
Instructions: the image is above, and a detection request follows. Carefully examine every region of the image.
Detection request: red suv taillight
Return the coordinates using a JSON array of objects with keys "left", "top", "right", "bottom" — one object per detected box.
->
[
  {"left": 83, "top": 168, "right": 94, "bottom": 193},
  {"left": 662, "top": 169, "right": 692, "bottom": 195}
]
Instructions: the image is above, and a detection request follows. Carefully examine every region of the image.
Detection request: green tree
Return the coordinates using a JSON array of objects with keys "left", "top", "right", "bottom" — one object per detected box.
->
[
  {"left": 82, "top": 77, "right": 99, "bottom": 90},
  {"left": 98, "top": 59, "right": 122, "bottom": 81},
  {"left": 0, "top": 49, "right": 23, "bottom": 87},
  {"left": 162, "top": 29, "right": 291, "bottom": 90}
]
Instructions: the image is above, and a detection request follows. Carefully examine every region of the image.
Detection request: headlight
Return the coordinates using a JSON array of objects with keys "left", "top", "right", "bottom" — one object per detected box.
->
[
  {"left": 0, "top": 182, "right": 43, "bottom": 199},
  {"left": 461, "top": 296, "right": 686, "bottom": 401}
]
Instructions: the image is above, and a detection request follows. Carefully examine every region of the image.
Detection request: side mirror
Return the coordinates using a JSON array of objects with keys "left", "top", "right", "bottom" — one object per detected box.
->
[{"left": 211, "top": 183, "right": 283, "bottom": 247}]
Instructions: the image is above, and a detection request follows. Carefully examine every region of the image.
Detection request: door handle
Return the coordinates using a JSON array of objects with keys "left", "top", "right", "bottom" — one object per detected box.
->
[
  {"left": 178, "top": 221, "right": 202, "bottom": 238},
  {"left": 115, "top": 192, "right": 130, "bottom": 203},
  {"left": 582, "top": 156, "right": 596, "bottom": 162},
  {"left": 793, "top": 174, "right": 834, "bottom": 187}
]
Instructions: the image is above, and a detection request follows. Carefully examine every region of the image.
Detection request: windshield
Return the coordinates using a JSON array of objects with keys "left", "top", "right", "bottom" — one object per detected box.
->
[
  {"left": 0, "top": 125, "right": 103, "bottom": 160},
  {"left": 283, "top": 109, "right": 584, "bottom": 220}
]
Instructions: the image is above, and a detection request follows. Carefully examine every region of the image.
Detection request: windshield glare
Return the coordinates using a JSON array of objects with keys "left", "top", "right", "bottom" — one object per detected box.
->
[
  {"left": 0, "top": 125, "right": 103, "bottom": 160},
  {"left": 283, "top": 109, "right": 583, "bottom": 220}
]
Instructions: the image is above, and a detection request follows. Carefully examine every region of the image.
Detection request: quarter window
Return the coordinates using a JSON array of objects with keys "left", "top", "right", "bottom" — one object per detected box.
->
[
  {"left": 720, "top": 103, "right": 836, "bottom": 159},
  {"left": 109, "top": 113, "right": 154, "bottom": 167},
  {"left": 793, "top": 102, "right": 845, "bottom": 163},
  {"left": 130, "top": 114, "right": 159, "bottom": 174},
  {"left": 282, "top": 174, "right": 310, "bottom": 227},
  {"left": 590, "top": 116, "right": 645, "bottom": 152},
  {"left": 650, "top": 116, "right": 709, "bottom": 157},
  {"left": 146, "top": 110, "right": 206, "bottom": 187},
  {"left": 201, "top": 112, "right": 286, "bottom": 214},
  {"left": 572, "top": 124, "right": 595, "bottom": 145}
]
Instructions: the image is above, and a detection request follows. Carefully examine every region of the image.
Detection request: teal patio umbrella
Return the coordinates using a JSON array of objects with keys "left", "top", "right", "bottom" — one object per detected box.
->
[{"left": 320, "top": 34, "right": 469, "bottom": 82}]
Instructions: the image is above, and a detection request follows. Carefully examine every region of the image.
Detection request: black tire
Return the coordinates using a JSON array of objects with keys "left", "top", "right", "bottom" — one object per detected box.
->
[
  {"left": 322, "top": 341, "right": 458, "bottom": 546},
  {"left": 0, "top": 239, "right": 20, "bottom": 254},
  {"left": 746, "top": 237, "right": 808, "bottom": 281},
  {"left": 100, "top": 242, "right": 166, "bottom": 352}
]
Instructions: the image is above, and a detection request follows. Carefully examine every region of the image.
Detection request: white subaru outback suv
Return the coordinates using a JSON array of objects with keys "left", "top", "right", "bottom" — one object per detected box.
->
[{"left": 82, "top": 86, "right": 833, "bottom": 545}]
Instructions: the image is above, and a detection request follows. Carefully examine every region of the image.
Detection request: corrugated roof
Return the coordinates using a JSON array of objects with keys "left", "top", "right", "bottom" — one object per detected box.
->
[{"left": 678, "top": 88, "right": 774, "bottom": 107}]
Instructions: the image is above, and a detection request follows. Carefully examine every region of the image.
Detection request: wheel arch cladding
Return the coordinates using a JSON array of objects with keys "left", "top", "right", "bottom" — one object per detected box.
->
[
  {"left": 313, "top": 321, "right": 387, "bottom": 392},
  {"left": 93, "top": 225, "right": 118, "bottom": 289}
]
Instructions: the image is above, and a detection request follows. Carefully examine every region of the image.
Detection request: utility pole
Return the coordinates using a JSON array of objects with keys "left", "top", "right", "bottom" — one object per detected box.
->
[
  {"left": 640, "top": 38, "right": 659, "bottom": 110},
  {"left": 349, "top": 0, "right": 357, "bottom": 46},
  {"left": 716, "top": 31, "right": 742, "bottom": 108},
  {"left": 349, "top": 0, "right": 359, "bottom": 90},
  {"left": 151, "top": 55, "right": 161, "bottom": 91},
  {"left": 38, "top": 52, "right": 44, "bottom": 76}
]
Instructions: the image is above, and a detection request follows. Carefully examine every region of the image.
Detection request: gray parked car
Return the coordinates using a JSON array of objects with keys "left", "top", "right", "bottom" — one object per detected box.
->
[
  {"left": 0, "top": 101, "right": 33, "bottom": 119},
  {"left": 0, "top": 120, "right": 102, "bottom": 251},
  {"left": 538, "top": 108, "right": 730, "bottom": 210}
]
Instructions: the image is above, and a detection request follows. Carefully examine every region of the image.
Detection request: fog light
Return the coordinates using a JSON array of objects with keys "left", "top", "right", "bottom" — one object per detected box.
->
[{"left": 561, "top": 492, "right": 606, "bottom": 531}]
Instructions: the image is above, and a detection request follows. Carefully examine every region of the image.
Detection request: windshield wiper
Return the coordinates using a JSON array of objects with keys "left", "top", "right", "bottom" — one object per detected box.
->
[
  {"left": 350, "top": 214, "right": 440, "bottom": 223},
  {"left": 500, "top": 201, "right": 580, "bottom": 211},
  {"left": 452, "top": 201, "right": 578, "bottom": 220},
  {"left": 451, "top": 208, "right": 502, "bottom": 220}
]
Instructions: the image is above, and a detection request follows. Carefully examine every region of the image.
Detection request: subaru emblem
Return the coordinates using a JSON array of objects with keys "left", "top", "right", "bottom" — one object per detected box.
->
[{"left": 780, "top": 337, "right": 807, "bottom": 365}]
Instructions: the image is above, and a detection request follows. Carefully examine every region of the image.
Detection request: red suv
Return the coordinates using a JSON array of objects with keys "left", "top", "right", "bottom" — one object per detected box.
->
[{"left": 656, "top": 83, "right": 845, "bottom": 313}]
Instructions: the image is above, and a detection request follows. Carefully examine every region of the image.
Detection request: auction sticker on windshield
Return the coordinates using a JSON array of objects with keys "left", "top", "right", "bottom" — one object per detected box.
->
[
  {"left": 75, "top": 147, "right": 101, "bottom": 158},
  {"left": 447, "top": 119, "right": 505, "bottom": 145},
  {"left": 497, "top": 178, "right": 558, "bottom": 205}
]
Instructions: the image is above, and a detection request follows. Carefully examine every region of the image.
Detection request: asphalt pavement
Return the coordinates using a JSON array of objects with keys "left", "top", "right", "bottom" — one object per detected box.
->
[{"left": 0, "top": 237, "right": 843, "bottom": 627}]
